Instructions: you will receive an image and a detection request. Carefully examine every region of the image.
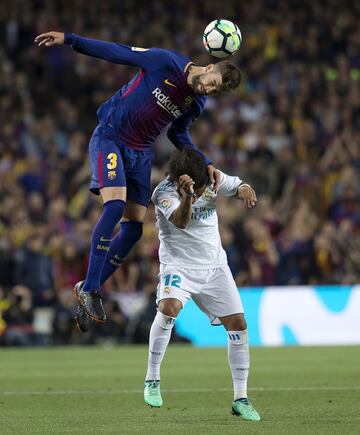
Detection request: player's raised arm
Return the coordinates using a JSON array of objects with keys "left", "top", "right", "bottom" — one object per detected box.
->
[
  {"left": 167, "top": 109, "right": 221, "bottom": 191},
  {"left": 167, "top": 109, "right": 209, "bottom": 160},
  {"left": 218, "top": 171, "right": 257, "bottom": 208},
  {"left": 35, "top": 31, "right": 169, "bottom": 70},
  {"left": 169, "top": 175, "right": 196, "bottom": 229},
  {"left": 236, "top": 184, "right": 257, "bottom": 208}
]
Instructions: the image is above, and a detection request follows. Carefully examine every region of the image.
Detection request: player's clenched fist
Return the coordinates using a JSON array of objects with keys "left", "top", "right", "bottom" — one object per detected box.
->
[
  {"left": 35, "top": 31, "right": 65, "bottom": 47},
  {"left": 237, "top": 184, "right": 257, "bottom": 208},
  {"left": 178, "top": 174, "right": 195, "bottom": 198}
]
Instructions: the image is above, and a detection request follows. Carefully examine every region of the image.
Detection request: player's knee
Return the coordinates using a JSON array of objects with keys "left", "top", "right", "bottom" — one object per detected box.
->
[
  {"left": 101, "top": 186, "right": 126, "bottom": 202},
  {"left": 102, "top": 198, "right": 126, "bottom": 221},
  {"left": 237, "top": 316, "right": 247, "bottom": 331},
  {"left": 223, "top": 314, "right": 247, "bottom": 331},
  {"left": 158, "top": 299, "right": 182, "bottom": 318},
  {"left": 234, "top": 316, "right": 247, "bottom": 331},
  {"left": 154, "top": 311, "right": 176, "bottom": 330},
  {"left": 120, "top": 221, "right": 143, "bottom": 243}
]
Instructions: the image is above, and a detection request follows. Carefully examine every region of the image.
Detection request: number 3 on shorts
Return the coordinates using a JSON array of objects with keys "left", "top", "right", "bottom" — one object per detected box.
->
[
  {"left": 107, "top": 153, "right": 118, "bottom": 169},
  {"left": 164, "top": 274, "right": 181, "bottom": 288}
]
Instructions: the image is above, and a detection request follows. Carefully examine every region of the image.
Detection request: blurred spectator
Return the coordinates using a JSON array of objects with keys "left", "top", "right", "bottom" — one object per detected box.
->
[
  {"left": 14, "top": 234, "right": 55, "bottom": 307},
  {"left": 0, "top": 286, "right": 11, "bottom": 338},
  {"left": 52, "top": 289, "right": 77, "bottom": 345},
  {"left": 3, "top": 285, "right": 34, "bottom": 346},
  {"left": 0, "top": 236, "right": 15, "bottom": 288},
  {"left": 243, "top": 217, "right": 279, "bottom": 285}
]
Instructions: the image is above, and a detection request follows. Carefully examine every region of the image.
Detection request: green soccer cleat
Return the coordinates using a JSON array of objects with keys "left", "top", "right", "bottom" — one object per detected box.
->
[
  {"left": 144, "top": 380, "right": 163, "bottom": 408},
  {"left": 232, "top": 398, "right": 261, "bottom": 421}
]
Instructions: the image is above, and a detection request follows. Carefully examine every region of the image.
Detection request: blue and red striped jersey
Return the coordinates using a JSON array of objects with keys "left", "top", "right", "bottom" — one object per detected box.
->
[{"left": 64, "top": 34, "right": 210, "bottom": 164}]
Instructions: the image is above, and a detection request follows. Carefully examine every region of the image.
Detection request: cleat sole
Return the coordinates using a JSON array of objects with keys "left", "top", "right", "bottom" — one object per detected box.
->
[
  {"left": 232, "top": 407, "right": 239, "bottom": 416},
  {"left": 231, "top": 402, "right": 261, "bottom": 421}
]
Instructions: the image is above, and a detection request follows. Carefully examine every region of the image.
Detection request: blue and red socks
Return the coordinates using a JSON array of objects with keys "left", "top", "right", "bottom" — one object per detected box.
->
[
  {"left": 83, "top": 199, "right": 125, "bottom": 292},
  {"left": 100, "top": 221, "right": 143, "bottom": 285}
]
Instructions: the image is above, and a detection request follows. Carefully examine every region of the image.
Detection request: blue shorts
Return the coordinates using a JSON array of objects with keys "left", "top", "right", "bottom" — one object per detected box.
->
[{"left": 89, "top": 124, "right": 154, "bottom": 207}]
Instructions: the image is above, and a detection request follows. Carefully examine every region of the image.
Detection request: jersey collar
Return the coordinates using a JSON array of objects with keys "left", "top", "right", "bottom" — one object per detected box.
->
[
  {"left": 183, "top": 61, "right": 195, "bottom": 91},
  {"left": 184, "top": 61, "right": 195, "bottom": 74}
]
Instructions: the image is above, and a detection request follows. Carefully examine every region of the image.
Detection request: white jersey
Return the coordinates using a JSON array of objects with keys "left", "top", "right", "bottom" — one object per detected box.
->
[{"left": 152, "top": 171, "right": 242, "bottom": 269}]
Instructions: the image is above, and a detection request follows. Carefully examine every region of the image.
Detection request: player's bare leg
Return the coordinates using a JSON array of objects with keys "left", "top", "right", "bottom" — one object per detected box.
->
[
  {"left": 220, "top": 313, "right": 260, "bottom": 421},
  {"left": 122, "top": 201, "right": 148, "bottom": 222},
  {"left": 144, "top": 298, "right": 182, "bottom": 407},
  {"left": 101, "top": 186, "right": 127, "bottom": 203}
]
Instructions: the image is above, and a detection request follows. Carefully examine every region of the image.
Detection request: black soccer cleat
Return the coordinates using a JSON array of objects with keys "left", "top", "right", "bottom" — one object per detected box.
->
[
  {"left": 74, "top": 281, "right": 92, "bottom": 331},
  {"left": 73, "top": 280, "right": 107, "bottom": 323},
  {"left": 75, "top": 302, "right": 92, "bottom": 332}
]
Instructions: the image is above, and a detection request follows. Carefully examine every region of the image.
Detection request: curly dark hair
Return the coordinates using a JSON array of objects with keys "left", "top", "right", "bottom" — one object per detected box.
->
[
  {"left": 167, "top": 149, "right": 210, "bottom": 188},
  {"left": 215, "top": 60, "right": 242, "bottom": 91}
]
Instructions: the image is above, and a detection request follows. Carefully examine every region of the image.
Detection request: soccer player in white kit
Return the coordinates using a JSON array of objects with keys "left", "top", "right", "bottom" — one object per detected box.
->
[{"left": 144, "top": 149, "right": 260, "bottom": 421}]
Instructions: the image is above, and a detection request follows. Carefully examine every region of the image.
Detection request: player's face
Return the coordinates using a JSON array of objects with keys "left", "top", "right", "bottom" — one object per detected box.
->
[
  {"left": 193, "top": 185, "right": 207, "bottom": 198},
  {"left": 192, "top": 67, "right": 223, "bottom": 96}
]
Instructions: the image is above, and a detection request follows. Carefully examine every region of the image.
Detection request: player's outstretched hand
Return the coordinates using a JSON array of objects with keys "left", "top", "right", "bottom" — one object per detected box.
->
[
  {"left": 237, "top": 184, "right": 257, "bottom": 208},
  {"left": 178, "top": 174, "right": 195, "bottom": 198},
  {"left": 35, "top": 31, "right": 65, "bottom": 47}
]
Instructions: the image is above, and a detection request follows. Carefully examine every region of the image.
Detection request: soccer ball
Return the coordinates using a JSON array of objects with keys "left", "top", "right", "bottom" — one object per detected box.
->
[{"left": 203, "top": 19, "right": 242, "bottom": 59}]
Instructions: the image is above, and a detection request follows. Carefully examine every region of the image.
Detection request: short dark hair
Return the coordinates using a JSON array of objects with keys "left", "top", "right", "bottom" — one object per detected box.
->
[
  {"left": 168, "top": 149, "right": 209, "bottom": 188},
  {"left": 215, "top": 61, "right": 242, "bottom": 91}
]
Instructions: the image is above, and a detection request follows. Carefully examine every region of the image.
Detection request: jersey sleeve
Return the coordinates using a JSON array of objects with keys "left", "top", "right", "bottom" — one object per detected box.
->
[
  {"left": 151, "top": 183, "right": 181, "bottom": 220},
  {"left": 167, "top": 100, "right": 212, "bottom": 165},
  {"left": 218, "top": 171, "right": 243, "bottom": 197},
  {"left": 64, "top": 33, "right": 170, "bottom": 70}
]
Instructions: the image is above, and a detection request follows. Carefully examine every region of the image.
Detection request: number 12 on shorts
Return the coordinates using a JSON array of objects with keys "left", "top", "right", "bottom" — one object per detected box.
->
[{"left": 164, "top": 274, "right": 181, "bottom": 288}]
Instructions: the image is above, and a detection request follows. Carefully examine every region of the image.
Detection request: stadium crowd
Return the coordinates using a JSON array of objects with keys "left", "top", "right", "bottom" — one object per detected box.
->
[{"left": 0, "top": 0, "right": 359, "bottom": 345}]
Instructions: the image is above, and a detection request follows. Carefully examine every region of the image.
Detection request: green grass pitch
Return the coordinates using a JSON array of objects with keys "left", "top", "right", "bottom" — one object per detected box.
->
[{"left": 0, "top": 345, "right": 359, "bottom": 434}]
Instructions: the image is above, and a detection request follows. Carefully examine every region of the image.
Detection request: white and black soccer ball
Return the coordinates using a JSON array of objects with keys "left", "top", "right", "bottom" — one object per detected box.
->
[{"left": 203, "top": 19, "right": 242, "bottom": 59}]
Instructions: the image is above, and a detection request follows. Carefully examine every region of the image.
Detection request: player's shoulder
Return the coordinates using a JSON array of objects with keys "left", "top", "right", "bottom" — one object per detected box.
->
[
  {"left": 147, "top": 48, "right": 184, "bottom": 62},
  {"left": 133, "top": 47, "right": 179, "bottom": 70},
  {"left": 159, "top": 49, "right": 195, "bottom": 73},
  {"left": 217, "top": 170, "right": 232, "bottom": 188},
  {"left": 152, "top": 177, "right": 177, "bottom": 198},
  {"left": 164, "top": 49, "right": 190, "bottom": 64},
  {"left": 155, "top": 177, "right": 177, "bottom": 192},
  {"left": 197, "top": 95, "right": 207, "bottom": 110},
  {"left": 141, "top": 47, "right": 173, "bottom": 63}
]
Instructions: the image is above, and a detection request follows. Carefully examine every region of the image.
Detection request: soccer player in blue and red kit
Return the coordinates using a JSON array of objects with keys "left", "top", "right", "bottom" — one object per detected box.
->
[{"left": 34, "top": 31, "right": 242, "bottom": 329}]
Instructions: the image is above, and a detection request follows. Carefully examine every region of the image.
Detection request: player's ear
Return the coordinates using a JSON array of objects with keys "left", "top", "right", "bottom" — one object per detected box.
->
[{"left": 205, "top": 64, "right": 215, "bottom": 72}]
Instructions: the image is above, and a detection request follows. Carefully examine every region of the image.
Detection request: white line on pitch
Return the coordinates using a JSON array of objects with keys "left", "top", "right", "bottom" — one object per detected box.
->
[{"left": 1, "top": 386, "right": 360, "bottom": 396}]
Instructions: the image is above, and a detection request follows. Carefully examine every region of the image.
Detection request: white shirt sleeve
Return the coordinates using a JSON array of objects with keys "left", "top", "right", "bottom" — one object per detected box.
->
[
  {"left": 151, "top": 181, "right": 181, "bottom": 220},
  {"left": 218, "top": 170, "right": 243, "bottom": 197}
]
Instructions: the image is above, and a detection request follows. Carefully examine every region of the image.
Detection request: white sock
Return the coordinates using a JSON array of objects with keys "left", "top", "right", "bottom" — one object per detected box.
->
[
  {"left": 227, "top": 330, "right": 249, "bottom": 400},
  {"left": 145, "top": 311, "right": 176, "bottom": 381}
]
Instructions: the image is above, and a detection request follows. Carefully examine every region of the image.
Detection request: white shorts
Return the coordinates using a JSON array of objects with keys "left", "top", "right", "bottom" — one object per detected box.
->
[{"left": 157, "top": 264, "right": 244, "bottom": 325}]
